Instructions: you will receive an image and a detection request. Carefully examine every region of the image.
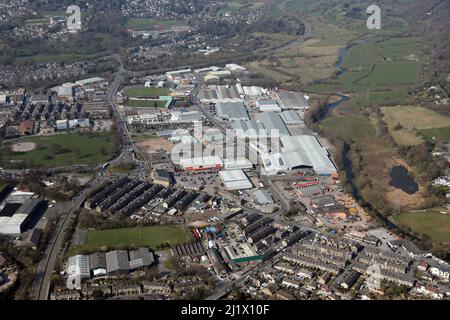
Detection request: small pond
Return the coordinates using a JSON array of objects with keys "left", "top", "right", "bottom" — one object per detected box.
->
[{"left": 389, "top": 165, "right": 419, "bottom": 195}]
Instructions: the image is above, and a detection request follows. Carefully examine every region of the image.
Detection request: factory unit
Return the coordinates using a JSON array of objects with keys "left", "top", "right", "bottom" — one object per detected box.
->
[
  {"left": 215, "top": 102, "right": 250, "bottom": 121},
  {"left": 85, "top": 177, "right": 129, "bottom": 210},
  {"left": 108, "top": 182, "right": 151, "bottom": 214},
  {"left": 281, "top": 135, "right": 337, "bottom": 176},
  {"left": 119, "top": 184, "right": 164, "bottom": 217},
  {"left": 219, "top": 170, "right": 253, "bottom": 191},
  {"left": 174, "top": 192, "right": 198, "bottom": 211},
  {"left": 152, "top": 169, "right": 176, "bottom": 187},
  {"left": 0, "top": 196, "right": 43, "bottom": 235},
  {"left": 254, "top": 112, "right": 290, "bottom": 136},
  {"left": 163, "top": 189, "right": 187, "bottom": 209},
  {"left": 275, "top": 91, "right": 310, "bottom": 110},
  {"left": 179, "top": 156, "right": 223, "bottom": 172},
  {"left": 256, "top": 99, "right": 281, "bottom": 112},
  {"left": 223, "top": 158, "right": 253, "bottom": 170}
]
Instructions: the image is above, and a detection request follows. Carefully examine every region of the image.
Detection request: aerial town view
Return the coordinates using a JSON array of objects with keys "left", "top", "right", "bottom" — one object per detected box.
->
[{"left": 0, "top": 0, "right": 450, "bottom": 311}]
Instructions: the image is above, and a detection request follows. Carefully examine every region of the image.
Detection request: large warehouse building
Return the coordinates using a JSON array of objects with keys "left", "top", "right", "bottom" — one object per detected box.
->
[
  {"left": 179, "top": 156, "right": 224, "bottom": 172},
  {"left": 216, "top": 102, "right": 250, "bottom": 121},
  {"left": 0, "top": 196, "right": 43, "bottom": 235},
  {"left": 219, "top": 170, "right": 253, "bottom": 191},
  {"left": 254, "top": 112, "right": 290, "bottom": 136},
  {"left": 275, "top": 91, "right": 310, "bottom": 110},
  {"left": 281, "top": 135, "right": 337, "bottom": 175}
]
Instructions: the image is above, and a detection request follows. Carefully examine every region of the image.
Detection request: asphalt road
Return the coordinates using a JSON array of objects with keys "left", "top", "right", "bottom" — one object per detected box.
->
[{"left": 29, "top": 186, "right": 94, "bottom": 300}]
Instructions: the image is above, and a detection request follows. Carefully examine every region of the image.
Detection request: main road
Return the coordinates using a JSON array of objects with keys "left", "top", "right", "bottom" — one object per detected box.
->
[{"left": 29, "top": 186, "right": 96, "bottom": 300}]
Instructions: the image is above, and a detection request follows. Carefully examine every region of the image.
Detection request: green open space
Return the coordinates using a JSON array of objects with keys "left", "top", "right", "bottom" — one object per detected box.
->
[
  {"left": 126, "top": 100, "right": 167, "bottom": 108},
  {"left": 395, "top": 210, "right": 450, "bottom": 244},
  {"left": 24, "top": 18, "right": 49, "bottom": 26},
  {"left": 125, "top": 18, "right": 186, "bottom": 31},
  {"left": 66, "top": 225, "right": 193, "bottom": 256},
  {"left": 421, "top": 127, "right": 450, "bottom": 143},
  {"left": 0, "top": 132, "right": 114, "bottom": 168},
  {"left": 125, "top": 87, "right": 170, "bottom": 97}
]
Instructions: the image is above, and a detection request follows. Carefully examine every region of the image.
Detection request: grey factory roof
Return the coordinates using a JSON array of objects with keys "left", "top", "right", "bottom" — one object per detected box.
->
[
  {"left": 129, "top": 247, "right": 155, "bottom": 270},
  {"left": 254, "top": 112, "right": 290, "bottom": 136},
  {"left": 231, "top": 120, "right": 267, "bottom": 138},
  {"left": 17, "top": 197, "right": 42, "bottom": 216},
  {"left": 281, "top": 135, "right": 337, "bottom": 175},
  {"left": 261, "top": 150, "right": 314, "bottom": 174},
  {"left": 280, "top": 110, "right": 302, "bottom": 124},
  {"left": 216, "top": 102, "right": 249, "bottom": 121},
  {"left": 106, "top": 250, "right": 129, "bottom": 273},
  {"left": 89, "top": 252, "right": 106, "bottom": 270},
  {"left": 276, "top": 91, "right": 310, "bottom": 110},
  {"left": 254, "top": 189, "right": 274, "bottom": 205}
]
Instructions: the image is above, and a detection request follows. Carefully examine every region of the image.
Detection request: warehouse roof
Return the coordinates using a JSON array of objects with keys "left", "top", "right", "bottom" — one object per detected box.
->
[
  {"left": 216, "top": 102, "right": 249, "bottom": 121},
  {"left": 232, "top": 120, "right": 266, "bottom": 138},
  {"left": 106, "top": 250, "right": 129, "bottom": 273},
  {"left": 261, "top": 150, "right": 313, "bottom": 174},
  {"left": 281, "top": 135, "right": 337, "bottom": 175},
  {"left": 254, "top": 112, "right": 290, "bottom": 136},
  {"left": 280, "top": 110, "right": 302, "bottom": 125},
  {"left": 219, "top": 170, "right": 253, "bottom": 190},
  {"left": 276, "top": 91, "right": 309, "bottom": 109},
  {"left": 254, "top": 189, "right": 274, "bottom": 205}
]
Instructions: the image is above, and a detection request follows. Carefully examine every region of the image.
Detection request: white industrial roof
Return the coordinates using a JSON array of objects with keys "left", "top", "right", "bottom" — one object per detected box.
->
[
  {"left": 280, "top": 110, "right": 302, "bottom": 124},
  {"left": 281, "top": 135, "right": 337, "bottom": 175},
  {"left": 254, "top": 112, "right": 290, "bottom": 136},
  {"left": 223, "top": 158, "right": 253, "bottom": 170},
  {"left": 179, "top": 156, "right": 223, "bottom": 168},
  {"left": 219, "top": 170, "right": 253, "bottom": 190},
  {"left": 216, "top": 102, "right": 249, "bottom": 121}
]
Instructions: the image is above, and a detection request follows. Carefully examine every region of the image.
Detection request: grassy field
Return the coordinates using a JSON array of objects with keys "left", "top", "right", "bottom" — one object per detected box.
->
[
  {"left": 1, "top": 132, "right": 114, "bottom": 168},
  {"left": 421, "top": 127, "right": 450, "bottom": 143},
  {"left": 125, "top": 87, "right": 170, "bottom": 97},
  {"left": 24, "top": 18, "right": 49, "bottom": 26},
  {"left": 131, "top": 133, "right": 159, "bottom": 143},
  {"left": 126, "top": 100, "right": 167, "bottom": 108},
  {"left": 382, "top": 106, "right": 450, "bottom": 145},
  {"left": 395, "top": 210, "right": 450, "bottom": 244},
  {"left": 66, "top": 225, "right": 193, "bottom": 256},
  {"left": 125, "top": 18, "right": 185, "bottom": 31}
]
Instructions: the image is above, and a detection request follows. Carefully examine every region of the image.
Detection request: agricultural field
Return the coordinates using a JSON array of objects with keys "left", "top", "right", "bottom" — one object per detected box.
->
[
  {"left": 395, "top": 210, "right": 450, "bottom": 244},
  {"left": 125, "top": 87, "right": 170, "bottom": 97},
  {"left": 0, "top": 132, "right": 114, "bottom": 168},
  {"left": 66, "top": 225, "right": 193, "bottom": 256},
  {"left": 381, "top": 106, "right": 450, "bottom": 146}
]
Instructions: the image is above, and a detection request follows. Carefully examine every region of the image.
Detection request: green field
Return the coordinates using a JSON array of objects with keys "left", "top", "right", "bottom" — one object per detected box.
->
[
  {"left": 125, "top": 18, "right": 185, "bottom": 31},
  {"left": 396, "top": 210, "right": 450, "bottom": 244},
  {"left": 24, "top": 18, "right": 49, "bottom": 26},
  {"left": 381, "top": 106, "right": 450, "bottom": 145},
  {"left": 67, "top": 225, "right": 193, "bottom": 256},
  {"left": 125, "top": 87, "right": 170, "bottom": 97},
  {"left": 16, "top": 51, "right": 111, "bottom": 64},
  {"left": 1, "top": 132, "right": 114, "bottom": 168},
  {"left": 421, "top": 127, "right": 450, "bottom": 142},
  {"left": 127, "top": 100, "right": 167, "bottom": 108}
]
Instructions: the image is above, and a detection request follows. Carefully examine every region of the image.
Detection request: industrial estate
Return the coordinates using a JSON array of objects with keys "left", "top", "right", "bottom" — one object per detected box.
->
[{"left": 0, "top": 0, "right": 450, "bottom": 304}]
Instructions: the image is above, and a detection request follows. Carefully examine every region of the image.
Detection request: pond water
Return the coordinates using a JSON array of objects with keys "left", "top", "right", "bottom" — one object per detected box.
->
[{"left": 389, "top": 165, "right": 419, "bottom": 195}]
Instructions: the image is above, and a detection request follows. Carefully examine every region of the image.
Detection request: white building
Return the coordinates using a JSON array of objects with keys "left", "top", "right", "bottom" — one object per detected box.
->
[
  {"left": 219, "top": 170, "right": 253, "bottom": 191},
  {"left": 66, "top": 254, "right": 91, "bottom": 290}
]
